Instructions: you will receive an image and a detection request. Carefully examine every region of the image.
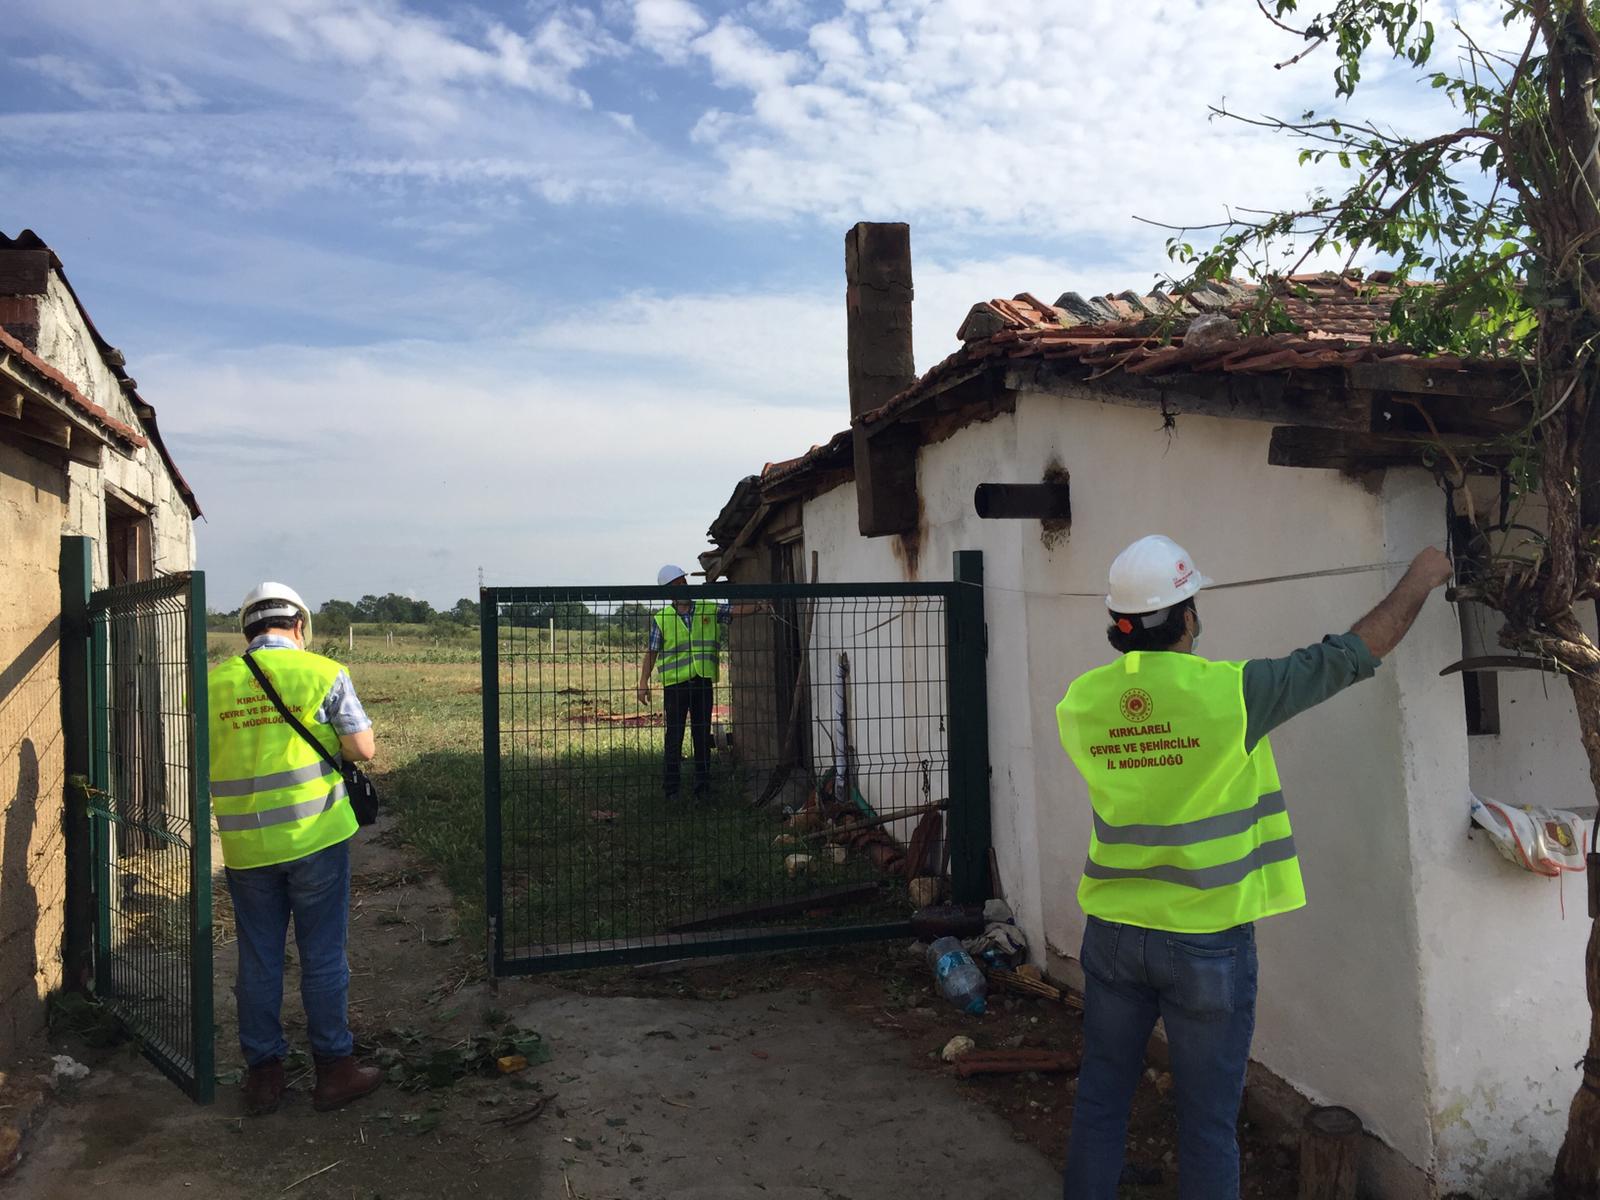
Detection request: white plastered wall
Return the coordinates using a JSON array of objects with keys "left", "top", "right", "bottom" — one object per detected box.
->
[
  {"left": 1008, "top": 388, "right": 1436, "bottom": 1173},
  {"left": 35, "top": 274, "right": 196, "bottom": 585},
  {"left": 791, "top": 382, "right": 1591, "bottom": 1193},
  {"left": 798, "top": 386, "right": 1444, "bottom": 1176},
  {"left": 799, "top": 413, "right": 1049, "bottom": 969},
  {"left": 1397, "top": 476, "right": 1596, "bottom": 1198}
]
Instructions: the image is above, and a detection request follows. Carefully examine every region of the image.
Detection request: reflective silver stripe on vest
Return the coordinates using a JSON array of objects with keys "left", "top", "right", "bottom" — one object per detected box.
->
[
  {"left": 1093, "top": 791, "right": 1287, "bottom": 848},
  {"left": 215, "top": 782, "right": 347, "bottom": 832},
  {"left": 1082, "top": 833, "right": 1298, "bottom": 891},
  {"left": 211, "top": 762, "right": 337, "bottom": 798}
]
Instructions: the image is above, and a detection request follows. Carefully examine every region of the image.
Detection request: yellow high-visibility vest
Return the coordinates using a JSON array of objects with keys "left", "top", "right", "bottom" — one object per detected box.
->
[
  {"left": 654, "top": 601, "right": 721, "bottom": 685},
  {"left": 207, "top": 649, "right": 357, "bottom": 870},
  {"left": 1056, "top": 651, "right": 1305, "bottom": 933}
]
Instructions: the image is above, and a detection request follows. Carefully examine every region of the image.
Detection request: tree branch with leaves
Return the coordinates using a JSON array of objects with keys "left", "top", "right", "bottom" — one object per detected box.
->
[{"left": 1164, "top": 2, "right": 1600, "bottom": 1192}]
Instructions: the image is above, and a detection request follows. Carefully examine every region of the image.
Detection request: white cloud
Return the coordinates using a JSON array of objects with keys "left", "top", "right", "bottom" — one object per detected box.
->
[
  {"left": 692, "top": 20, "right": 806, "bottom": 91},
  {"left": 519, "top": 249, "right": 1132, "bottom": 445},
  {"left": 657, "top": 0, "right": 1492, "bottom": 248},
  {"left": 142, "top": 244, "right": 1134, "bottom": 603},
  {"left": 148, "top": 334, "right": 838, "bottom": 605},
  {"left": 12, "top": 0, "right": 612, "bottom": 141},
  {"left": 10, "top": 0, "right": 1501, "bottom": 243},
  {"left": 243, "top": 0, "right": 605, "bottom": 112},
  {"left": 743, "top": 0, "right": 813, "bottom": 31},
  {"left": 22, "top": 55, "right": 202, "bottom": 112},
  {"left": 632, "top": 0, "right": 709, "bottom": 64}
]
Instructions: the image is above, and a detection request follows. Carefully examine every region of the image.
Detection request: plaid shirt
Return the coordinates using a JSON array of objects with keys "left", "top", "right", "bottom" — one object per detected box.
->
[{"left": 246, "top": 634, "right": 372, "bottom": 734}]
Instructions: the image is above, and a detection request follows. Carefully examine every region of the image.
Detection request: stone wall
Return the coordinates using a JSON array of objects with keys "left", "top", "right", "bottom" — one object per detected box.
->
[
  {"left": 0, "top": 439, "right": 69, "bottom": 1062},
  {"left": 36, "top": 276, "right": 195, "bottom": 585}
]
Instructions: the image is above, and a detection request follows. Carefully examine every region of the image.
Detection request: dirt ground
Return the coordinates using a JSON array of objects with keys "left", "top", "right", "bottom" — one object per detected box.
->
[{"left": 6, "top": 819, "right": 1299, "bottom": 1199}]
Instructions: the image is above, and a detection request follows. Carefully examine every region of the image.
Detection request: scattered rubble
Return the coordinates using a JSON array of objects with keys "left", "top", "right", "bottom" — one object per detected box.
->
[{"left": 941, "top": 1036, "right": 976, "bottom": 1063}]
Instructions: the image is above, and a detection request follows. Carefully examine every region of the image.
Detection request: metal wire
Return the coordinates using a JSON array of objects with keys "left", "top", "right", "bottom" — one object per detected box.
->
[
  {"left": 970, "top": 560, "right": 1414, "bottom": 600},
  {"left": 484, "top": 586, "right": 967, "bottom": 972}
]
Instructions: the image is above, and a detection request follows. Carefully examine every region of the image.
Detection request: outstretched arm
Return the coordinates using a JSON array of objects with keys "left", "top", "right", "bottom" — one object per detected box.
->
[
  {"left": 1241, "top": 547, "right": 1453, "bottom": 749},
  {"left": 1350, "top": 547, "right": 1454, "bottom": 659}
]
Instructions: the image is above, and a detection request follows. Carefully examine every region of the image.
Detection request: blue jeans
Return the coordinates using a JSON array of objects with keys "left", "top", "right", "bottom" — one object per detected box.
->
[
  {"left": 225, "top": 839, "right": 354, "bottom": 1067},
  {"left": 1063, "top": 916, "right": 1258, "bottom": 1200}
]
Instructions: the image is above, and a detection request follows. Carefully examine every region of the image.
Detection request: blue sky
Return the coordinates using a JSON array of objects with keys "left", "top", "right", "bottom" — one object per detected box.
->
[{"left": 1, "top": 0, "right": 1505, "bottom": 608}]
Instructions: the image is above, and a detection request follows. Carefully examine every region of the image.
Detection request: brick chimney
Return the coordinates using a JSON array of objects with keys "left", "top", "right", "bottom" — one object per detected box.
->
[
  {"left": 846, "top": 222, "right": 918, "bottom": 536},
  {"left": 0, "top": 231, "right": 52, "bottom": 349}
]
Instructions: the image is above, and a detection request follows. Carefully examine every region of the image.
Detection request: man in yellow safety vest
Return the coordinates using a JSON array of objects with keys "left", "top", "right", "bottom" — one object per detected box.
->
[
  {"left": 1056, "top": 536, "right": 1452, "bottom": 1198},
  {"left": 635, "top": 564, "right": 764, "bottom": 802},
  {"left": 208, "top": 582, "right": 383, "bottom": 1116}
]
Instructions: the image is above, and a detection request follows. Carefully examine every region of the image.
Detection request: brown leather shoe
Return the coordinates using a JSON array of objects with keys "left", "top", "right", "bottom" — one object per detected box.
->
[
  {"left": 243, "top": 1059, "right": 285, "bottom": 1116},
  {"left": 311, "top": 1056, "right": 383, "bottom": 1112}
]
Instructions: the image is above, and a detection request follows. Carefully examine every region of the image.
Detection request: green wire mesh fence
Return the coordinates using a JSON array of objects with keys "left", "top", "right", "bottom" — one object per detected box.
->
[
  {"left": 482, "top": 557, "right": 990, "bottom": 974},
  {"left": 88, "top": 572, "right": 213, "bottom": 1101}
]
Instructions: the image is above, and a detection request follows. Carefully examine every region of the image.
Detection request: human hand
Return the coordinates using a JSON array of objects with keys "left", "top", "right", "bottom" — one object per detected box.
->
[
  {"left": 1408, "top": 546, "right": 1454, "bottom": 590},
  {"left": 636, "top": 682, "right": 651, "bottom": 707}
]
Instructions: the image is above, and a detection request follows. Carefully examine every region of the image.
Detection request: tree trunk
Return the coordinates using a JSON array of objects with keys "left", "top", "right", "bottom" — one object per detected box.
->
[
  {"left": 1552, "top": 673, "right": 1600, "bottom": 1199},
  {"left": 1545, "top": 6, "right": 1600, "bottom": 1187}
]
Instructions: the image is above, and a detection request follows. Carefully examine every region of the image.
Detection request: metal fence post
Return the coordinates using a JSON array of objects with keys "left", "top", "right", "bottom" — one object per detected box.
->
[
  {"left": 480, "top": 589, "right": 503, "bottom": 975},
  {"left": 187, "top": 572, "right": 215, "bottom": 1103},
  {"left": 946, "top": 550, "right": 992, "bottom": 904},
  {"left": 87, "top": 590, "right": 111, "bottom": 994},
  {"left": 59, "top": 537, "right": 94, "bottom": 990}
]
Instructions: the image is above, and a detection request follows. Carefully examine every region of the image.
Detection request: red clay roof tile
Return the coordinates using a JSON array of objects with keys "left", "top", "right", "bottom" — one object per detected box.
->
[{"left": 0, "top": 326, "right": 147, "bottom": 448}]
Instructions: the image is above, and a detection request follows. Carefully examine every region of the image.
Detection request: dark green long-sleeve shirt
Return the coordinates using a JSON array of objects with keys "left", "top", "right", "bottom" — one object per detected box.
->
[{"left": 1242, "top": 632, "right": 1380, "bottom": 752}]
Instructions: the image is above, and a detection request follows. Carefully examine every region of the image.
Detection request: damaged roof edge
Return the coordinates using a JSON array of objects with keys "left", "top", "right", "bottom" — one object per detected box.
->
[
  {"left": 708, "top": 270, "right": 1531, "bottom": 560},
  {"left": 2, "top": 229, "right": 202, "bottom": 517},
  {"left": 0, "top": 326, "right": 147, "bottom": 449}
]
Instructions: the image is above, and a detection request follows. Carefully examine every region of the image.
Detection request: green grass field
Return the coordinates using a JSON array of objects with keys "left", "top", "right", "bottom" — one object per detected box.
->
[{"left": 206, "top": 631, "right": 903, "bottom": 957}]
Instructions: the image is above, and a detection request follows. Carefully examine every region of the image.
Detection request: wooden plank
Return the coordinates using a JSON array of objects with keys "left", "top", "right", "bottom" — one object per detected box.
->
[
  {"left": 799, "top": 801, "right": 946, "bottom": 843},
  {"left": 1268, "top": 426, "right": 1507, "bottom": 472},
  {"left": 1347, "top": 361, "right": 1525, "bottom": 401},
  {"left": 2, "top": 391, "right": 20, "bottom": 419},
  {"left": 1299, "top": 1106, "right": 1363, "bottom": 1200},
  {"left": 954, "top": 1051, "right": 1079, "bottom": 1078},
  {"left": 1016, "top": 361, "right": 1370, "bottom": 431},
  {"left": 19, "top": 410, "right": 70, "bottom": 449},
  {"left": 710, "top": 501, "right": 772, "bottom": 573},
  {"left": 664, "top": 882, "right": 883, "bottom": 933},
  {"left": 534, "top": 922, "right": 863, "bottom": 957},
  {"left": 1365, "top": 390, "right": 1532, "bottom": 437}
]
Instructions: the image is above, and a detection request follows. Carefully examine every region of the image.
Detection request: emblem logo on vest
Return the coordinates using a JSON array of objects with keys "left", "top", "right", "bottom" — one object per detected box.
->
[{"left": 1119, "top": 688, "right": 1154, "bottom": 722}]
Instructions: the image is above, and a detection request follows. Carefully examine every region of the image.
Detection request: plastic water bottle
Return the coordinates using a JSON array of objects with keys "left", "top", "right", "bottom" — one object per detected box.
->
[{"left": 927, "top": 936, "right": 987, "bottom": 1015}]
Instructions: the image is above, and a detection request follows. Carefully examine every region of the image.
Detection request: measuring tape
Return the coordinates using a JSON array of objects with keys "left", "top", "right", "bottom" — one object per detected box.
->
[{"left": 970, "top": 560, "right": 1414, "bottom": 600}]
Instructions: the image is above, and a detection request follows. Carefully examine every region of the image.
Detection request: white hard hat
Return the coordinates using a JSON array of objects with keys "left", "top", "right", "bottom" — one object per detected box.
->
[
  {"left": 1105, "top": 536, "right": 1214, "bottom": 614},
  {"left": 240, "top": 581, "right": 313, "bottom": 641},
  {"left": 656, "top": 564, "right": 688, "bottom": 586}
]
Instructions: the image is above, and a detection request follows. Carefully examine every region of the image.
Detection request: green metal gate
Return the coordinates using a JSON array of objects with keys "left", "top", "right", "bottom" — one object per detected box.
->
[
  {"left": 84, "top": 571, "right": 214, "bottom": 1102},
  {"left": 481, "top": 550, "right": 991, "bottom": 974}
]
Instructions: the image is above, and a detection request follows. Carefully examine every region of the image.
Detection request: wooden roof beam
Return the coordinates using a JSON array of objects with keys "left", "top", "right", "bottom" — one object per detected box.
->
[{"left": 1268, "top": 426, "right": 1508, "bottom": 473}]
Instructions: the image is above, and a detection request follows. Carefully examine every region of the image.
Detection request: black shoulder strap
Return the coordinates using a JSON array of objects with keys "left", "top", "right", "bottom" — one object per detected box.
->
[{"left": 243, "top": 651, "right": 340, "bottom": 770}]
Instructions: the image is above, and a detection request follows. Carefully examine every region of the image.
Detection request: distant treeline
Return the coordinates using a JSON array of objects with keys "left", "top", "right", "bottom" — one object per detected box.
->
[
  {"left": 207, "top": 592, "right": 480, "bottom": 633},
  {"left": 206, "top": 594, "right": 659, "bottom": 634}
]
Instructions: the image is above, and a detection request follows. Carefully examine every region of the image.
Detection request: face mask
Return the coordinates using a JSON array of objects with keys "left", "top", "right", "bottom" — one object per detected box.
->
[{"left": 1190, "top": 611, "right": 1202, "bottom": 648}]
